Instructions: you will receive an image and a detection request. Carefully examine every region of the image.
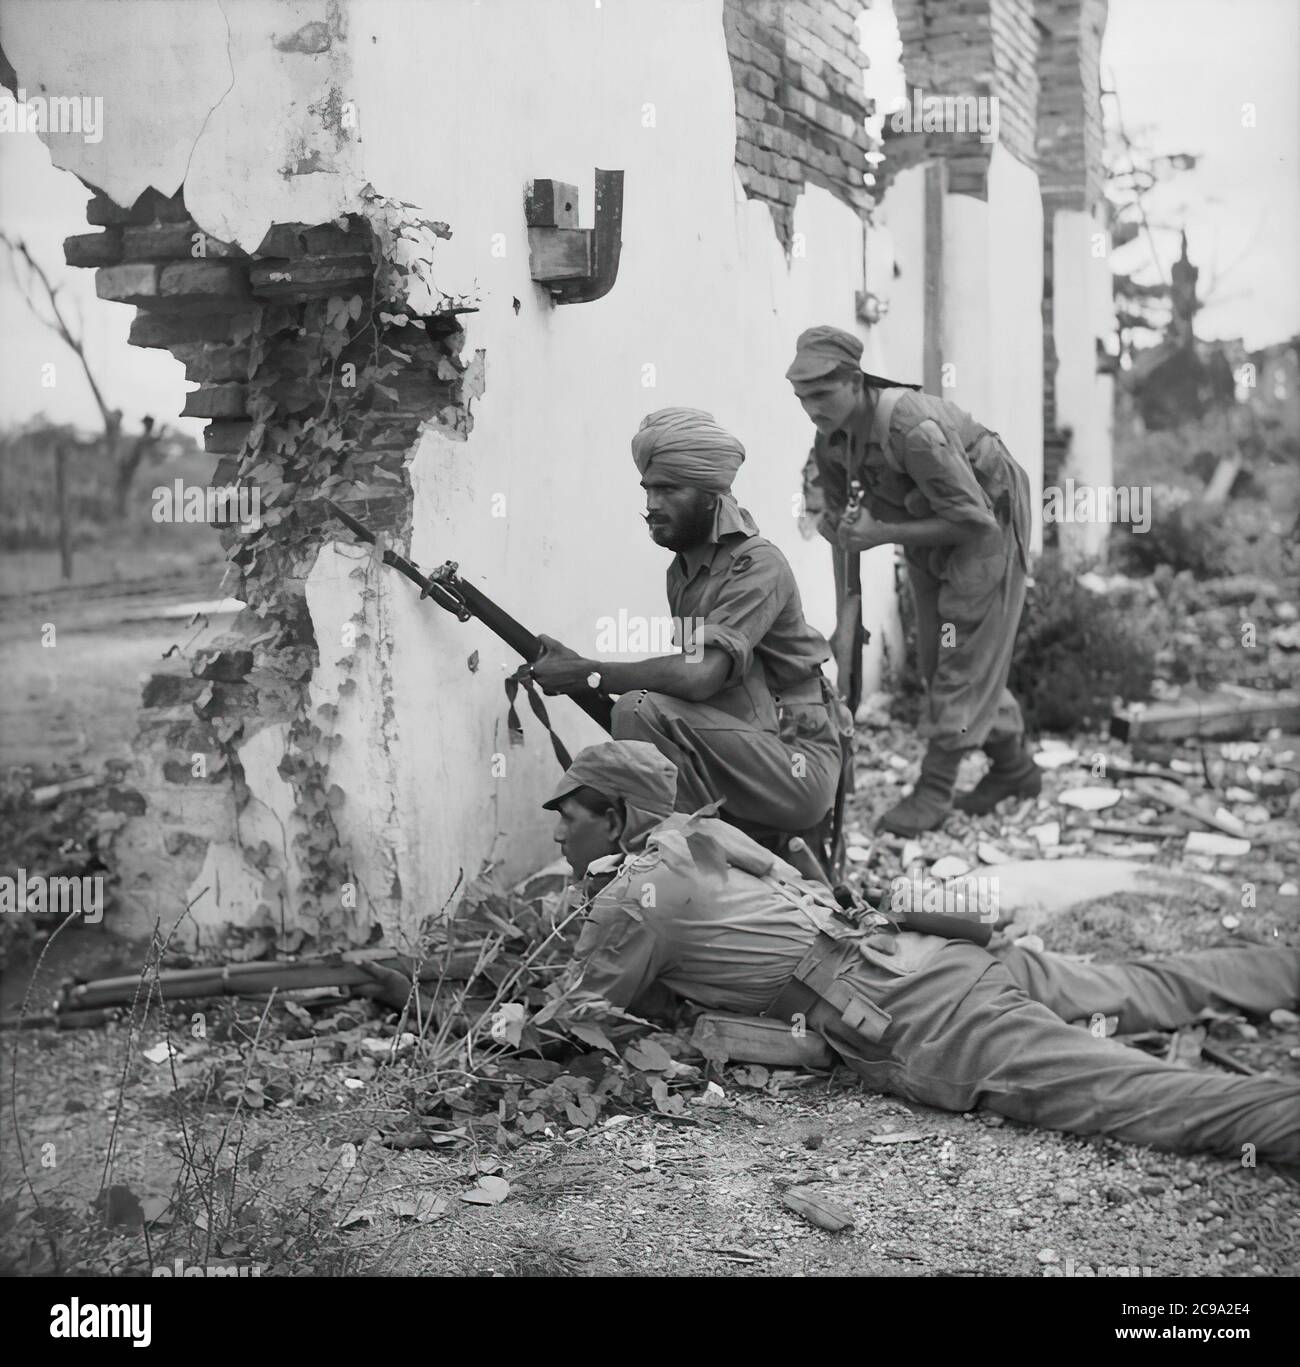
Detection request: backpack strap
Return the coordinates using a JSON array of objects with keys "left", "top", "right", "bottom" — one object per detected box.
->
[{"left": 868, "top": 385, "right": 911, "bottom": 451}]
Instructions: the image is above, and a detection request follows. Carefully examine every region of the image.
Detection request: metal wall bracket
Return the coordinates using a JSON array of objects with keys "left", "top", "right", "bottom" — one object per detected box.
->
[{"left": 525, "top": 169, "right": 624, "bottom": 305}]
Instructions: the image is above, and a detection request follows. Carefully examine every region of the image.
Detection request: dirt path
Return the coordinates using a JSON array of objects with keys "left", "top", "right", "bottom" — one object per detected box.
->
[
  {"left": 3, "top": 1019, "right": 1295, "bottom": 1279},
  {"left": 0, "top": 570, "right": 237, "bottom": 770}
]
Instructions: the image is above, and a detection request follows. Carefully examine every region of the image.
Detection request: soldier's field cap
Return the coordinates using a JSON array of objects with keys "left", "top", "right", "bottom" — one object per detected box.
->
[
  {"left": 542, "top": 740, "right": 677, "bottom": 816},
  {"left": 786, "top": 325, "right": 864, "bottom": 387}
]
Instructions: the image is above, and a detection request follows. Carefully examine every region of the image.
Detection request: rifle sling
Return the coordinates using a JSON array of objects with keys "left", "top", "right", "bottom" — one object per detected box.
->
[{"left": 504, "top": 665, "right": 575, "bottom": 770}]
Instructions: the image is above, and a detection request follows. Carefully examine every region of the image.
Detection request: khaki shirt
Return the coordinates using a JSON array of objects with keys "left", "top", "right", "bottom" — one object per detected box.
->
[
  {"left": 573, "top": 813, "right": 944, "bottom": 1015},
  {"left": 809, "top": 388, "right": 1029, "bottom": 567},
  {"left": 573, "top": 814, "right": 824, "bottom": 1014},
  {"left": 668, "top": 519, "right": 830, "bottom": 729}
]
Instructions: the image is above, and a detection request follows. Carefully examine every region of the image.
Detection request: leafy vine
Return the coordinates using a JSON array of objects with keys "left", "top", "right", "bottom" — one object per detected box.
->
[{"left": 212, "top": 188, "right": 473, "bottom": 947}]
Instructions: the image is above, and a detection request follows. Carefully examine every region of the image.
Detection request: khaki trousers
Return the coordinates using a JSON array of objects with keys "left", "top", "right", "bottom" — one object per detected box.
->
[{"left": 802, "top": 939, "right": 1300, "bottom": 1161}]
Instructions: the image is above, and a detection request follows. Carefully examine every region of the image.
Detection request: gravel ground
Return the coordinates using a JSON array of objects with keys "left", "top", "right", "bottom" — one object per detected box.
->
[
  {"left": 3, "top": 996, "right": 1296, "bottom": 1279},
  {"left": 3, "top": 723, "right": 1298, "bottom": 1279}
]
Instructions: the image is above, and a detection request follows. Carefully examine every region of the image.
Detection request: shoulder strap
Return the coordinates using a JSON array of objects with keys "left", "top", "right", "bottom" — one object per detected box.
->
[{"left": 868, "top": 386, "right": 911, "bottom": 450}]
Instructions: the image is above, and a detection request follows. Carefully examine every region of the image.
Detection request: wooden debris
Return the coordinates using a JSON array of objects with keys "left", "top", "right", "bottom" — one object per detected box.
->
[
  {"left": 691, "top": 1013, "right": 833, "bottom": 1069},
  {"left": 1184, "top": 831, "right": 1251, "bottom": 858},
  {"left": 1089, "top": 820, "right": 1183, "bottom": 838},
  {"left": 30, "top": 773, "right": 107, "bottom": 806},
  {"left": 1132, "top": 778, "right": 1249, "bottom": 838},
  {"left": 1058, "top": 786, "right": 1122, "bottom": 811},
  {"left": 1111, "top": 688, "right": 1300, "bottom": 743},
  {"left": 782, "top": 1186, "right": 854, "bottom": 1232},
  {"left": 1200, "top": 1042, "right": 1258, "bottom": 1076}
]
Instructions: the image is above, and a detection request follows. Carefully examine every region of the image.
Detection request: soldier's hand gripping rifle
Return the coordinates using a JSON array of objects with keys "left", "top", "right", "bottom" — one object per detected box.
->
[{"left": 324, "top": 501, "right": 614, "bottom": 736}]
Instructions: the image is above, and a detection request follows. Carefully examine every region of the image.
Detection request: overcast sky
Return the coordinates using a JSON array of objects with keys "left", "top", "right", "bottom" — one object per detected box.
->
[
  {"left": 1102, "top": 0, "right": 1299, "bottom": 349},
  {"left": 1, "top": 0, "right": 1296, "bottom": 435}
]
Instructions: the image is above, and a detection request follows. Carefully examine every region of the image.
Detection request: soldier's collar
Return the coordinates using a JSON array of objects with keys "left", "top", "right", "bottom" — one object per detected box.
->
[
  {"left": 585, "top": 853, "right": 626, "bottom": 877},
  {"left": 678, "top": 541, "right": 715, "bottom": 578},
  {"left": 678, "top": 525, "right": 753, "bottom": 580}
]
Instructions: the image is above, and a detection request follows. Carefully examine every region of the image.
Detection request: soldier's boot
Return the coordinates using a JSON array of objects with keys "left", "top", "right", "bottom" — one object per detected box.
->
[
  {"left": 878, "top": 744, "right": 964, "bottom": 836},
  {"left": 954, "top": 734, "right": 1042, "bottom": 815}
]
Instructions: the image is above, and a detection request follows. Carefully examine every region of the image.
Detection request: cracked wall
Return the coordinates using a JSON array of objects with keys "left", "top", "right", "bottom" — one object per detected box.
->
[{"left": 8, "top": 0, "right": 953, "bottom": 940}]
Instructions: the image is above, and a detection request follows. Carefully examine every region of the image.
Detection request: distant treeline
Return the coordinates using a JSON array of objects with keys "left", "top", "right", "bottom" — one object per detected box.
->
[{"left": 0, "top": 420, "right": 206, "bottom": 550}]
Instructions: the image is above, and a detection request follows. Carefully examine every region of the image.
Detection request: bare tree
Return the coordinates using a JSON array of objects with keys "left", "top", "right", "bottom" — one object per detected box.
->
[{"left": 0, "top": 231, "right": 155, "bottom": 515}]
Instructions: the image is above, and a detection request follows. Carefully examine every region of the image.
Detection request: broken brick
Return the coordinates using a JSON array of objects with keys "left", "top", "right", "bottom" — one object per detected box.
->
[
  {"left": 181, "top": 384, "right": 249, "bottom": 420},
  {"left": 85, "top": 187, "right": 190, "bottom": 227},
  {"left": 122, "top": 222, "right": 241, "bottom": 261},
  {"left": 63, "top": 229, "right": 123, "bottom": 268},
  {"left": 204, "top": 421, "right": 253, "bottom": 455},
  {"left": 192, "top": 648, "right": 255, "bottom": 682},
  {"left": 96, "top": 263, "right": 161, "bottom": 304},
  {"left": 130, "top": 310, "right": 256, "bottom": 349},
  {"left": 249, "top": 255, "right": 374, "bottom": 299},
  {"left": 141, "top": 674, "right": 208, "bottom": 709},
  {"left": 157, "top": 260, "right": 252, "bottom": 305}
]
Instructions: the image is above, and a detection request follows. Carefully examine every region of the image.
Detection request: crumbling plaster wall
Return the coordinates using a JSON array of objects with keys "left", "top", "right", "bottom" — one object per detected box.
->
[
  {"left": 1037, "top": 0, "right": 1114, "bottom": 563},
  {"left": 1051, "top": 202, "right": 1116, "bottom": 564},
  {"left": 349, "top": 0, "right": 899, "bottom": 923},
  {"left": 942, "top": 146, "right": 1045, "bottom": 551},
  {"left": 8, "top": 0, "right": 907, "bottom": 938}
]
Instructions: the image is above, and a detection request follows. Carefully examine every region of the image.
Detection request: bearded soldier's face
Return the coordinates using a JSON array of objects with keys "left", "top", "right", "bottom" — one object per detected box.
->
[{"left": 640, "top": 480, "right": 717, "bottom": 551}]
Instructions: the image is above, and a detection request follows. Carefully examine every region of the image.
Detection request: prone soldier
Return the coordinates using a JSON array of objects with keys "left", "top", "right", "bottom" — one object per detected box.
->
[{"left": 548, "top": 740, "right": 1300, "bottom": 1163}]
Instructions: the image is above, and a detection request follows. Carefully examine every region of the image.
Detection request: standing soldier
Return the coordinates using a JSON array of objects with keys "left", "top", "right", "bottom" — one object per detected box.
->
[{"left": 787, "top": 326, "right": 1040, "bottom": 836}]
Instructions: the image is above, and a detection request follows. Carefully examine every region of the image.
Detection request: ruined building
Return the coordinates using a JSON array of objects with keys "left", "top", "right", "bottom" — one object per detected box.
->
[{"left": 3, "top": 0, "right": 1111, "bottom": 943}]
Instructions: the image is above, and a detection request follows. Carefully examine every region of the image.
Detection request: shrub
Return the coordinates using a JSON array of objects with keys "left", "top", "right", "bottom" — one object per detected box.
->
[
  {"left": 1111, "top": 486, "right": 1284, "bottom": 581},
  {"left": 1008, "top": 554, "right": 1159, "bottom": 734},
  {"left": 887, "top": 553, "right": 1159, "bottom": 736}
]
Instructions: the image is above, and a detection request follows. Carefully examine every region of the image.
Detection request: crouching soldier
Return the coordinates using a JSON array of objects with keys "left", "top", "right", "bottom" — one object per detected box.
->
[
  {"left": 532, "top": 407, "right": 852, "bottom": 845},
  {"left": 547, "top": 740, "right": 1300, "bottom": 1163},
  {"left": 787, "top": 326, "right": 1040, "bottom": 835}
]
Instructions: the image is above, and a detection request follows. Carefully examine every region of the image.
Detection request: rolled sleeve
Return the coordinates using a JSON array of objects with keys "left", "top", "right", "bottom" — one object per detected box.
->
[
  {"left": 574, "top": 892, "right": 666, "bottom": 1011},
  {"left": 901, "top": 419, "right": 998, "bottom": 529},
  {"left": 695, "top": 545, "right": 788, "bottom": 688}
]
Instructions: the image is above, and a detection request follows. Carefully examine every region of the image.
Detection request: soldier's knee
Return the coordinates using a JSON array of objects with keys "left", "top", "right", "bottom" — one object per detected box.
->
[{"left": 611, "top": 688, "right": 665, "bottom": 738}]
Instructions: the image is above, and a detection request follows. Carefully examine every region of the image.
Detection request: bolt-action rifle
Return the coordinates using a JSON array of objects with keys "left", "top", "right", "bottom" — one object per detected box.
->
[{"left": 324, "top": 500, "right": 614, "bottom": 732}]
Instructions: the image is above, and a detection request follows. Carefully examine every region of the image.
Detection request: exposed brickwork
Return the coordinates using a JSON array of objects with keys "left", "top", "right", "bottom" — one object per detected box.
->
[
  {"left": 61, "top": 184, "right": 479, "bottom": 931},
  {"left": 66, "top": 184, "right": 469, "bottom": 533},
  {"left": 723, "top": 0, "right": 875, "bottom": 247},
  {"left": 990, "top": 0, "right": 1040, "bottom": 165},
  {"left": 882, "top": 0, "right": 1040, "bottom": 199},
  {"left": 1036, "top": 0, "right": 1109, "bottom": 530},
  {"left": 1035, "top": 0, "right": 1108, "bottom": 210}
]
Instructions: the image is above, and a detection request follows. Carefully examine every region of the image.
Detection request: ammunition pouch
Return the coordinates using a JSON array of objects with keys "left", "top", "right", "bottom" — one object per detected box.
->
[{"left": 765, "top": 931, "right": 893, "bottom": 1045}]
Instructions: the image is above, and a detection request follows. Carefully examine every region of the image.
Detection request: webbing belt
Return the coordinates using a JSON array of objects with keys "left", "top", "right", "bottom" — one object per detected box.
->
[{"left": 765, "top": 931, "right": 893, "bottom": 1044}]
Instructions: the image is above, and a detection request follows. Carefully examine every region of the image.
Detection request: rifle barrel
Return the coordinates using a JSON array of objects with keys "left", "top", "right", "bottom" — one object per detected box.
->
[{"left": 325, "top": 500, "right": 614, "bottom": 732}]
